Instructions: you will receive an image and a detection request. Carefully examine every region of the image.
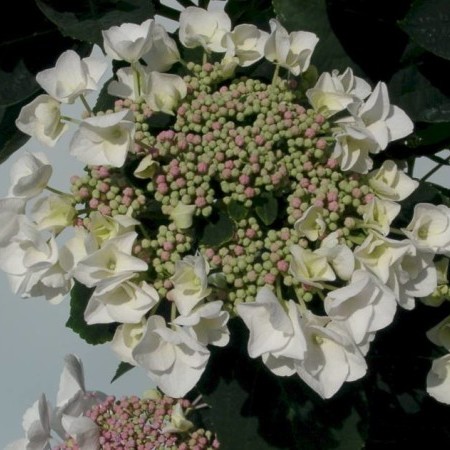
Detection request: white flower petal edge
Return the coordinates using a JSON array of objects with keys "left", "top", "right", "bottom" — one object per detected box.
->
[
  {"left": 111, "top": 319, "right": 147, "bottom": 366},
  {"left": 427, "top": 354, "right": 450, "bottom": 404},
  {"left": 70, "top": 110, "right": 135, "bottom": 168}
]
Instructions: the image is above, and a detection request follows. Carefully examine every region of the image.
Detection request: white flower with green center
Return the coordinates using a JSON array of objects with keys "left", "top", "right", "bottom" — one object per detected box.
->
[
  {"left": 73, "top": 232, "right": 148, "bottom": 292},
  {"left": 427, "top": 354, "right": 450, "bottom": 404},
  {"left": 133, "top": 154, "right": 159, "bottom": 179},
  {"left": 307, "top": 68, "right": 371, "bottom": 117},
  {"left": 264, "top": 19, "right": 319, "bottom": 76},
  {"left": 238, "top": 287, "right": 307, "bottom": 376},
  {"left": 84, "top": 280, "right": 159, "bottom": 324},
  {"left": 339, "top": 81, "right": 414, "bottom": 151},
  {"left": 402, "top": 203, "right": 450, "bottom": 255},
  {"left": 360, "top": 197, "right": 401, "bottom": 235},
  {"left": 222, "top": 24, "right": 269, "bottom": 67},
  {"left": 368, "top": 160, "right": 419, "bottom": 201},
  {"left": 142, "top": 23, "right": 180, "bottom": 72},
  {"left": 171, "top": 253, "right": 211, "bottom": 316},
  {"left": 174, "top": 300, "right": 230, "bottom": 347},
  {"left": 36, "top": 49, "right": 107, "bottom": 103},
  {"left": 324, "top": 269, "right": 397, "bottom": 346},
  {"left": 15, "top": 94, "right": 68, "bottom": 147},
  {"left": 294, "top": 205, "right": 327, "bottom": 241},
  {"left": 111, "top": 319, "right": 147, "bottom": 365},
  {"left": 169, "top": 202, "right": 196, "bottom": 229},
  {"left": 294, "top": 313, "right": 367, "bottom": 399},
  {"left": 332, "top": 124, "right": 379, "bottom": 173},
  {"left": 70, "top": 110, "right": 135, "bottom": 168},
  {"left": 179, "top": 6, "right": 231, "bottom": 53},
  {"left": 32, "top": 194, "right": 76, "bottom": 233},
  {"left": 161, "top": 403, "right": 194, "bottom": 434},
  {"left": 88, "top": 212, "right": 140, "bottom": 246},
  {"left": 289, "top": 245, "right": 335, "bottom": 288},
  {"left": 132, "top": 315, "right": 210, "bottom": 398},
  {"left": 102, "top": 19, "right": 155, "bottom": 63},
  {"left": 8, "top": 152, "right": 52, "bottom": 199},
  {"left": 142, "top": 72, "right": 187, "bottom": 115}
]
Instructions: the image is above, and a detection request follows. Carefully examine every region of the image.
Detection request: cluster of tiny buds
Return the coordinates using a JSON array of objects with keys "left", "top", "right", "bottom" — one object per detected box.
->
[
  {"left": 71, "top": 165, "right": 146, "bottom": 218},
  {"left": 53, "top": 394, "right": 219, "bottom": 450}
]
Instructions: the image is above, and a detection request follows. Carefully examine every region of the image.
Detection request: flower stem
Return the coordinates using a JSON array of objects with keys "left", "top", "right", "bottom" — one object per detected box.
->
[
  {"left": 80, "top": 94, "right": 93, "bottom": 116},
  {"left": 132, "top": 62, "right": 141, "bottom": 99},
  {"left": 136, "top": 139, "right": 153, "bottom": 151},
  {"left": 46, "top": 185, "right": 68, "bottom": 196},
  {"left": 294, "top": 286, "right": 308, "bottom": 313},
  {"left": 170, "top": 302, "right": 177, "bottom": 323},
  {"left": 61, "top": 115, "right": 81, "bottom": 125},
  {"left": 272, "top": 64, "right": 280, "bottom": 86},
  {"left": 202, "top": 52, "right": 208, "bottom": 66}
]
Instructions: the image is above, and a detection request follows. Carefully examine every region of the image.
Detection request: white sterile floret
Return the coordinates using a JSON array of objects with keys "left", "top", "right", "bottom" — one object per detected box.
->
[
  {"left": 289, "top": 245, "right": 335, "bottom": 288},
  {"left": 360, "top": 197, "right": 401, "bottom": 235},
  {"left": 294, "top": 205, "right": 327, "bottom": 241},
  {"left": 427, "top": 354, "right": 450, "bottom": 404},
  {"left": 133, "top": 154, "right": 159, "bottom": 179},
  {"left": 170, "top": 253, "right": 211, "bottom": 316},
  {"left": 161, "top": 403, "right": 194, "bottom": 434},
  {"left": 111, "top": 319, "right": 147, "bottom": 366},
  {"left": 174, "top": 300, "right": 230, "bottom": 347},
  {"left": 73, "top": 232, "right": 148, "bottom": 291},
  {"left": 32, "top": 194, "right": 76, "bottom": 233},
  {"left": 402, "top": 203, "right": 450, "bottom": 255},
  {"left": 70, "top": 110, "right": 135, "bottom": 168},
  {"left": 142, "top": 23, "right": 180, "bottom": 72},
  {"left": 142, "top": 72, "right": 187, "bottom": 115},
  {"left": 61, "top": 415, "right": 100, "bottom": 449},
  {"left": 324, "top": 269, "right": 397, "bottom": 346},
  {"left": 179, "top": 6, "right": 231, "bottom": 53},
  {"left": 294, "top": 313, "right": 367, "bottom": 399},
  {"left": 15, "top": 94, "right": 68, "bottom": 146},
  {"left": 102, "top": 19, "right": 155, "bottom": 63},
  {"left": 9, "top": 152, "right": 52, "bottom": 199},
  {"left": 169, "top": 202, "right": 196, "bottom": 229},
  {"left": 331, "top": 124, "right": 379, "bottom": 173},
  {"left": 222, "top": 24, "right": 269, "bottom": 67},
  {"left": 264, "top": 19, "right": 319, "bottom": 76},
  {"left": 307, "top": 68, "right": 371, "bottom": 117},
  {"left": 84, "top": 280, "right": 159, "bottom": 325},
  {"left": 88, "top": 212, "right": 140, "bottom": 246},
  {"left": 368, "top": 160, "right": 419, "bottom": 201},
  {"left": 107, "top": 63, "right": 147, "bottom": 101},
  {"left": 339, "top": 81, "right": 414, "bottom": 151},
  {"left": 132, "top": 315, "right": 210, "bottom": 398},
  {"left": 237, "top": 287, "right": 307, "bottom": 376},
  {"left": 36, "top": 49, "right": 107, "bottom": 103}
]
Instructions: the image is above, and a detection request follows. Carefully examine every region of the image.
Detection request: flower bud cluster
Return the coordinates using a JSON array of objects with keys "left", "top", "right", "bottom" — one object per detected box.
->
[{"left": 54, "top": 394, "right": 218, "bottom": 450}]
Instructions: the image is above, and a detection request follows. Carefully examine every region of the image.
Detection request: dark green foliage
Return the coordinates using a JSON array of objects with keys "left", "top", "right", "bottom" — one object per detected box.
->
[{"left": 111, "top": 361, "right": 135, "bottom": 382}]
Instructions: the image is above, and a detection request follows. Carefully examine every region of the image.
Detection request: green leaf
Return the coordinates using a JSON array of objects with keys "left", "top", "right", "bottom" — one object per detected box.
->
[
  {"left": 226, "top": 0, "right": 274, "bottom": 28},
  {"left": 389, "top": 64, "right": 450, "bottom": 123},
  {"left": 0, "top": 61, "right": 39, "bottom": 107},
  {"left": 400, "top": 0, "right": 450, "bottom": 60},
  {"left": 200, "top": 212, "right": 235, "bottom": 247},
  {"left": 111, "top": 361, "right": 134, "bottom": 382},
  {"left": 66, "top": 280, "right": 116, "bottom": 345},
  {"left": 272, "top": 0, "right": 363, "bottom": 74},
  {"left": 228, "top": 199, "right": 248, "bottom": 221},
  {"left": 36, "top": 0, "right": 155, "bottom": 46},
  {"left": 0, "top": 102, "right": 31, "bottom": 164},
  {"left": 255, "top": 192, "right": 278, "bottom": 226}
]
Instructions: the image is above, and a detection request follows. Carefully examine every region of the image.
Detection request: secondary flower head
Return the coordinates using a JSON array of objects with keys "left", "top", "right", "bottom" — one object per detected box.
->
[{"left": 102, "top": 19, "right": 155, "bottom": 63}]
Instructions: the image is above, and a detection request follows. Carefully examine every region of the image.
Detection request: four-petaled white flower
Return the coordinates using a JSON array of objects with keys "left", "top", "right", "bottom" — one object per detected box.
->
[
  {"left": 133, "top": 315, "right": 210, "bottom": 398},
  {"left": 179, "top": 6, "right": 231, "bottom": 53},
  {"left": 142, "top": 72, "right": 187, "bottom": 115},
  {"left": 102, "top": 19, "right": 155, "bottom": 63},
  {"left": 324, "top": 269, "right": 397, "bottom": 346},
  {"left": 9, "top": 152, "right": 52, "bottom": 199},
  {"left": 402, "top": 203, "right": 450, "bottom": 255},
  {"left": 142, "top": 23, "right": 180, "bottom": 72},
  {"left": 36, "top": 49, "right": 107, "bottom": 103},
  {"left": 171, "top": 253, "right": 211, "bottom": 316},
  {"left": 264, "top": 19, "right": 319, "bottom": 76},
  {"left": 294, "top": 205, "right": 327, "bottom": 241},
  {"left": 170, "top": 202, "right": 196, "bottom": 229},
  {"left": 32, "top": 194, "right": 76, "bottom": 233},
  {"left": 222, "top": 24, "right": 269, "bottom": 67},
  {"left": 16, "top": 95, "right": 68, "bottom": 147},
  {"left": 70, "top": 109, "right": 135, "bottom": 168}
]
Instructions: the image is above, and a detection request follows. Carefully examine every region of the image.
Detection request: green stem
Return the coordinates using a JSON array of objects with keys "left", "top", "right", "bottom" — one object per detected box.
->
[
  {"left": 139, "top": 224, "right": 151, "bottom": 240},
  {"left": 389, "top": 227, "right": 406, "bottom": 237},
  {"left": 170, "top": 302, "right": 177, "bottom": 324},
  {"left": 131, "top": 62, "right": 141, "bottom": 99},
  {"left": 320, "top": 282, "right": 337, "bottom": 292},
  {"left": 136, "top": 139, "right": 153, "bottom": 151},
  {"left": 46, "top": 186, "right": 68, "bottom": 196},
  {"left": 271, "top": 64, "right": 280, "bottom": 86},
  {"left": 294, "top": 286, "right": 308, "bottom": 313},
  {"left": 202, "top": 52, "right": 208, "bottom": 65},
  {"left": 80, "top": 94, "right": 93, "bottom": 116},
  {"left": 61, "top": 115, "right": 81, "bottom": 125}
]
